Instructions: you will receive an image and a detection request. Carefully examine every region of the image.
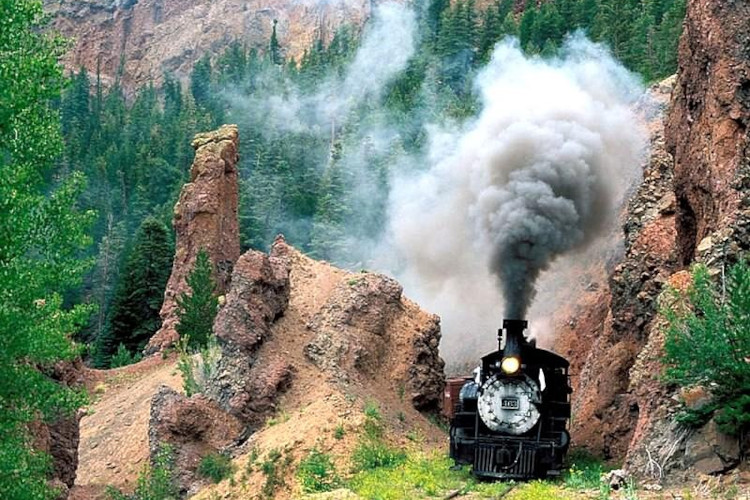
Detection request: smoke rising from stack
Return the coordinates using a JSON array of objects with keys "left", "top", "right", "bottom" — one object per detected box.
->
[{"left": 384, "top": 36, "right": 646, "bottom": 361}]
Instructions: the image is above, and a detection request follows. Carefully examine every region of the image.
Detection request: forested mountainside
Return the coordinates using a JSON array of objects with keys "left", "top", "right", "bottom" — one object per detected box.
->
[{"left": 57, "top": 0, "right": 687, "bottom": 367}]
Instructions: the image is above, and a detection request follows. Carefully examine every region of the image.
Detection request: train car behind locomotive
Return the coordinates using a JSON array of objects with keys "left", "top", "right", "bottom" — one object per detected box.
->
[{"left": 449, "top": 319, "right": 571, "bottom": 480}]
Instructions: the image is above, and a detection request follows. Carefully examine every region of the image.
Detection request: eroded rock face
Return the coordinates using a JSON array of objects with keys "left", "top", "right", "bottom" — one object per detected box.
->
[
  {"left": 148, "top": 386, "right": 244, "bottom": 494},
  {"left": 303, "top": 268, "right": 445, "bottom": 413},
  {"left": 557, "top": 0, "right": 750, "bottom": 480},
  {"left": 146, "top": 125, "right": 241, "bottom": 354},
  {"left": 554, "top": 78, "right": 679, "bottom": 460},
  {"left": 204, "top": 237, "right": 293, "bottom": 424},
  {"left": 666, "top": 0, "right": 750, "bottom": 265},
  {"left": 45, "top": 0, "right": 384, "bottom": 91},
  {"left": 30, "top": 360, "right": 87, "bottom": 499}
]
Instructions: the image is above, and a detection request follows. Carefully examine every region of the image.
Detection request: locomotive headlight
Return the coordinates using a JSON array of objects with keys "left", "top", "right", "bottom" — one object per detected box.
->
[{"left": 501, "top": 356, "right": 520, "bottom": 375}]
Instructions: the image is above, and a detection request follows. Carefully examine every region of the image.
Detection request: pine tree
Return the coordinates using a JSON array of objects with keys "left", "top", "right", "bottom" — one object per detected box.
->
[
  {"left": 270, "top": 19, "right": 283, "bottom": 65},
  {"left": 175, "top": 249, "right": 219, "bottom": 349},
  {"left": 0, "top": 1, "right": 95, "bottom": 497},
  {"left": 97, "top": 216, "right": 172, "bottom": 366},
  {"left": 310, "top": 141, "right": 350, "bottom": 261}
]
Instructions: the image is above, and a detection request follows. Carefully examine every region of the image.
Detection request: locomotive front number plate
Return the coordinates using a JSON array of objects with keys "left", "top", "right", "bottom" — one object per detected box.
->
[{"left": 501, "top": 398, "right": 519, "bottom": 410}]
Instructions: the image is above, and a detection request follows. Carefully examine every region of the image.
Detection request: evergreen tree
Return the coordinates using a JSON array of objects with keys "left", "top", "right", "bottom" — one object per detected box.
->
[
  {"left": 270, "top": 19, "right": 283, "bottom": 65},
  {"left": 191, "top": 55, "right": 213, "bottom": 110},
  {"left": 0, "top": 1, "right": 94, "bottom": 497},
  {"left": 96, "top": 217, "right": 172, "bottom": 366},
  {"left": 175, "top": 249, "right": 219, "bottom": 349},
  {"left": 310, "top": 141, "right": 350, "bottom": 261}
]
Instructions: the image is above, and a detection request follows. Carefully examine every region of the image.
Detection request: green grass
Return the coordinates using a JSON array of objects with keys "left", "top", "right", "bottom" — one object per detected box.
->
[
  {"left": 562, "top": 450, "right": 609, "bottom": 490},
  {"left": 197, "top": 452, "right": 234, "bottom": 483},
  {"left": 297, "top": 448, "right": 341, "bottom": 493}
]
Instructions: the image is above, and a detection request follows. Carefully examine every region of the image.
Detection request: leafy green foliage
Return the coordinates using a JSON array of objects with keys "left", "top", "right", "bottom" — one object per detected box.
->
[
  {"left": 94, "top": 217, "right": 172, "bottom": 367},
  {"left": 334, "top": 424, "right": 345, "bottom": 440},
  {"left": 297, "top": 448, "right": 341, "bottom": 493},
  {"left": 107, "top": 443, "right": 178, "bottom": 500},
  {"left": 0, "top": 1, "right": 95, "bottom": 497},
  {"left": 175, "top": 249, "right": 218, "bottom": 349},
  {"left": 197, "top": 452, "right": 234, "bottom": 484},
  {"left": 662, "top": 262, "right": 750, "bottom": 435}
]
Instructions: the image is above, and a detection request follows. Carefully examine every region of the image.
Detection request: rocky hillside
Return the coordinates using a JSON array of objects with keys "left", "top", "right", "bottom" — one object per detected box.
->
[
  {"left": 553, "top": 0, "right": 750, "bottom": 482},
  {"left": 66, "top": 124, "right": 445, "bottom": 498},
  {"left": 44, "top": 0, "right": 397, "bottom": 90}
]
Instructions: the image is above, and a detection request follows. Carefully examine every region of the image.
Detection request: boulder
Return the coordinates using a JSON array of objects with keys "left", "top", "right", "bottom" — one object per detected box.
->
[
  {"left": 148, "top": 386, "right": 243, "bottom": 494},
  {"left": 204, "top": 237, "right": 293, "bottom": 424}
]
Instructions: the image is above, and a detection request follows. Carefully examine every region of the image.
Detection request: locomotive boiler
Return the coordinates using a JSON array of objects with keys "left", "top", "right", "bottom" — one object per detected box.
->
[{"left": 448, "top": 319, "right": 571, "bottom": 480}]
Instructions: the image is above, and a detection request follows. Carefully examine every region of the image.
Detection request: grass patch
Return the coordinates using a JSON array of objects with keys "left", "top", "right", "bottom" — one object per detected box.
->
[
  {"left": 297, "top": 448, "right": 341, "bottom": 493},
  {"left": 562, "top": 450, "right": 608, "bottom": 490},
  {"left": 197, "top": 452, "right": 234, "bottom": 483},
  {"left": 260, "top": 448, "right": 292, "bottom": 499},
  {"left": 349, "top": 452, "right": 472, "bottom": 500}
]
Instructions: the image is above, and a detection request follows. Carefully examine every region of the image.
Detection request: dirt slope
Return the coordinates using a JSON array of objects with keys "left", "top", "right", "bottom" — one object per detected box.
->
[
  {"left": 74, "top": 358, "right": 183, "bottom": 496},
  {"left": 189, "top": 245, "right": 447, "bottom": 499}
]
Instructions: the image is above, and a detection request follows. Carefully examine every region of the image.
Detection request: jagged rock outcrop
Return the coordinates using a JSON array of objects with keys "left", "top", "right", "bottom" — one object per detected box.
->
[
  {"left": 556, "top": 0, "right": 750, "bottom": 481},
  {"left": 146, "top": 124, "right": 241, "bottom": 354},
  {"left": 148, "top": 386, "right": 243, "bottom": 494},
  {"left": 666, "top": 0, "right": 750, "bottom": 266},
  {"left": 204, "top": 237, "right": 293, "bottom": 425},
  {"left": 44, "top": 0, "right": 387, "bottom": 91},
  {"left": 30, "top": 360, "right": 87, "bottom": 499},
  {"left": 304, "top": 272, "right": 445, "bottom": 412},
  {"left": 554, "top": 78, "right": 678, "bottom": 460},
  {"left": 620, "top": 0, "right": 750, "bottom": 480}
]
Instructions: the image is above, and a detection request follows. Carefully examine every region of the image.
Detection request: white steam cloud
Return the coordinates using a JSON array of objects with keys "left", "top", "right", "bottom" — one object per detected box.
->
[
  {"left": 384, "top": 36, "right": 646, "bottom": 364},
  {"left": 225, "top": 2, "right": 416, "bottom": 134}
]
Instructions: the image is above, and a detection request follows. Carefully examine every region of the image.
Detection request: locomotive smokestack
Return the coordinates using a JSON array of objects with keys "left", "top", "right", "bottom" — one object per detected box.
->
[{"left": 501, "top": 319, "right": 527, "bottom": 358}]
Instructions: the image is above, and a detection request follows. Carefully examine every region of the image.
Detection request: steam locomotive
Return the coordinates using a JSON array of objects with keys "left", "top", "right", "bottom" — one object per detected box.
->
[{"left": 448, "top": 320, "right": 571, "bottom": 480}]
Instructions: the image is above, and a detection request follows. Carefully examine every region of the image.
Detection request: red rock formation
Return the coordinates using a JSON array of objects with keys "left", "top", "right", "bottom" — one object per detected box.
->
[
  {"left": 30, "top": 360, "right": 87, "bottom": 499},
  {"left": 304, "top": 271, "right": 445, "bottom": 412},
  {"left": 44, "top": 0, "right": 387, "bottom": 91},
  {"left": 148, "top": 386, "right": 244, "bottom": 494},
  {"left": 146, "top": 125, "right": 241, "bottom": 354},
  {"left": 556, "top": 0, "right": 750, "bottom": 480},
  {"left": 666, "top": 0, "right": 750, "bottom": 265},
  {"left": 205, "top": 237, "right": 293, "bottom": 424},
  {"left": 553, "top": 78, "right": 679, "bottom": 460}
]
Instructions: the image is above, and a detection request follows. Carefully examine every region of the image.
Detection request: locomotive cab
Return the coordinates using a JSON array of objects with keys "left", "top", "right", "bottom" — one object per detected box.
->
[{"left": 449, "top": 320, "right": 571, "bottom": 480}]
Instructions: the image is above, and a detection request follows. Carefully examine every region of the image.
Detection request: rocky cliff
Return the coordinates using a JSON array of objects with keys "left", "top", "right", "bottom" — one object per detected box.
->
[
  {"left": 554, "top": 0, "right": 750, "bottom": 482},
  {"left": 44, "top": 0, "right": 387, "bottom": 90}
]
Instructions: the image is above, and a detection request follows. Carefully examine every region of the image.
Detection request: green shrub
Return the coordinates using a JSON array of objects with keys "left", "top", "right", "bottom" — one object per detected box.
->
[
  {"left": 662, "top": 262, "right": 750, "bottom": 435},
  {"left": 107, "top": 444, "right": 177, "bottom": 500},
  {"left": 334, "top": 424, "right": 345, "bottom": 440},
  {"left": 197, "top": 452, "right": 234, "bottom": 483},
  {"left": 364, "top": 400, "right": 382, "bottom": 420},
  {"left": 352, "top": 440, "right": 406, "bottom": 472},
  {"left": 562, "top": 450, "right": 608, "bottom": 490},
  {"left": 176, "top": 334, "right": 221, "bottom": 396},
  {"left": 297, "top": 448, "right": 340, "bottom": 493},
  {"left": 110, "top": 343, "right": 143, "bottom": 368},
  {"left": 260, "top": 448, "right": 291, "bottom": 499}
]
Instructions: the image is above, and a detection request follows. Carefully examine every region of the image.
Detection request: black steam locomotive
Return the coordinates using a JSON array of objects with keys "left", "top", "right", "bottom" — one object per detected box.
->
[{"left": 449, "top": 319, "right": 571, "bottom": 480}]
